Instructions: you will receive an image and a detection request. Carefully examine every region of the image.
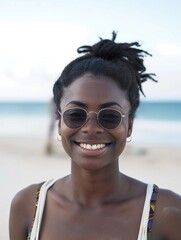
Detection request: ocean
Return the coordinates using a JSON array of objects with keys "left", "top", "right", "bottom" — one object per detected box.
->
[{"left": 0, "top": 101, "right": 181, "bottom": 146}]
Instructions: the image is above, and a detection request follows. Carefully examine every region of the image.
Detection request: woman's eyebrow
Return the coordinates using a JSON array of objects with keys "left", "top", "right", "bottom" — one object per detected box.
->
[
  {"left": 100, "top": 102, "right": 123, "bottom": 109},
  {"left": 66, "top": 101, "right": 123, "bottom": 109},
  {"left": 66, "top": 101, "right": 87, "bottom": 108}
]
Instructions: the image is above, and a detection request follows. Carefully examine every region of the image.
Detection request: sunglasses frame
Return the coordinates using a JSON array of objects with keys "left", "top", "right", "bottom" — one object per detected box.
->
[{"left": 58, "top": 107, "right": 130, "bottom": 130}]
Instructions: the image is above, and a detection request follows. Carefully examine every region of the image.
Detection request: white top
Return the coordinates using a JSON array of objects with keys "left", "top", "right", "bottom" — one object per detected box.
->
[{"left": 29, "top": 179, "right": 154, "bottom": 240}]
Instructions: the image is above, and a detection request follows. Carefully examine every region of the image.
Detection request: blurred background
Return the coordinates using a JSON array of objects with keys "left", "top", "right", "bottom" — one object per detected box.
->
[{"left": 0, "top": 0, "right": 181, "bottom": 239}]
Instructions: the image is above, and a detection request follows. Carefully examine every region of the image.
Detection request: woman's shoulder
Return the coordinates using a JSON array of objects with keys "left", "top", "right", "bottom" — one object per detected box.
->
[
  {"left": 156, "top": 187, "right": 181, "bottom": 222},
  {"left": 9, "top": 182, "right": 45, "bottom": 239},
  {"left": 10, "top": 177, "right": 66, "bottom": 211},
  {"left": 10, "top": 182, "right": 44, "bottom": 225},
  {"left": 157, "top": 187, "right": 181, "bottom": 209},
  {"left": 12, "top": 182, "right": 44, "bottom": 204},
  {"left": 154, "top": 187, "right": 181, "bottom": 238}
]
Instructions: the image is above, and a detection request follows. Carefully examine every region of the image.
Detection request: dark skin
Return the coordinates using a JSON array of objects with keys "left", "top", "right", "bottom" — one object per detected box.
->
[{"left": 9, "top": 74, "right": 181, "bottom": 240}]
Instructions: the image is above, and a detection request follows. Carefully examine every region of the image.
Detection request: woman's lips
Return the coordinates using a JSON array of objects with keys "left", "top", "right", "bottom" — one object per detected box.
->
[
  {"left": 79, "top": 143, "right": 106, "bottom": 150},
  {"left": 73, "top": 141, "right": 111, "bottom": 156}
]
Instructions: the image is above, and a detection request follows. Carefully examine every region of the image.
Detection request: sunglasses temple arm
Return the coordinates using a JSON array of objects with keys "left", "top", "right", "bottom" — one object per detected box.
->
[{"left": 58, "top": 109, "right": 62, "bottom": 116}]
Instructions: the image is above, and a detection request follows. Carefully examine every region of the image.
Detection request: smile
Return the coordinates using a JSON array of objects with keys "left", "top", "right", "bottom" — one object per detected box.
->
[{"left": 79, "top": 143, "right": 106, "bottom": 150}]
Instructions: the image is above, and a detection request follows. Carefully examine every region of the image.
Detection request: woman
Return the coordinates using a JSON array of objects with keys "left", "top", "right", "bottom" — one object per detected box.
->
[{"left": 9, "top": 32, "right": 181, "bottom": 240}]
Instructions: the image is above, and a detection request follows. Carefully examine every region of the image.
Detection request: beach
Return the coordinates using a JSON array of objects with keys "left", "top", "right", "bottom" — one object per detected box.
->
[{"left": 1, "top": 135, "right": 181, "bottom": 239}]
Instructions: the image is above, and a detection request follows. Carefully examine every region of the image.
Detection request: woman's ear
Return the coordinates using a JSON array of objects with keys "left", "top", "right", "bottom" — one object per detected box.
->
[{"left": 127, "top": 117, "right": 134, "bottom": 137}]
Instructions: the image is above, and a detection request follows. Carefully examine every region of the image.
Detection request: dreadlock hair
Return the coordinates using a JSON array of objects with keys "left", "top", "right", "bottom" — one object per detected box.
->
[{"left": 53, "top": 31, "right": 157, "bottom": 119}]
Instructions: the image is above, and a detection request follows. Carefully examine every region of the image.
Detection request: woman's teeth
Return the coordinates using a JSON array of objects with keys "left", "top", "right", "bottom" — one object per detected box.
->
[{"left": 79, "top": 143, "right": 106, "bottom": 150}]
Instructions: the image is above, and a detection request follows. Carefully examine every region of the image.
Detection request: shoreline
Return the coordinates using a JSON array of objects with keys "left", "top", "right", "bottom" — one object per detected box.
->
[{"left": 1, "top": 136, "right": 181, "bottom": 239}]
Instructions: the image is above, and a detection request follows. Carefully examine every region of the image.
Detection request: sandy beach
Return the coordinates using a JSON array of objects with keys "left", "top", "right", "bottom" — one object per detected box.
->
[{"left": 1, "top": 136, "right": 181, "bottom": 239}]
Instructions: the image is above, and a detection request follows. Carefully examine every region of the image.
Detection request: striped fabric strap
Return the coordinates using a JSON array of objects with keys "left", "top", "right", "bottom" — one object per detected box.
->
[
  {"left": 27, "top": 188, "right": 41, "bottom": 240},
  {"left": 147, "top": 184, "right": 159, "bottom": 239}
]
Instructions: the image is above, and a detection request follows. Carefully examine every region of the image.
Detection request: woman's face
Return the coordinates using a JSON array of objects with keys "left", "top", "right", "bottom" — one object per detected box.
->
[{"left": 59, "top": 73, "right": 133, "bottom": 171}]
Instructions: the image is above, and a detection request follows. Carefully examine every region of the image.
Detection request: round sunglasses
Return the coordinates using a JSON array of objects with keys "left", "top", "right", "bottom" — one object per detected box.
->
[{"left": 58, "top": 107, "right": 130, "bottom": 130}]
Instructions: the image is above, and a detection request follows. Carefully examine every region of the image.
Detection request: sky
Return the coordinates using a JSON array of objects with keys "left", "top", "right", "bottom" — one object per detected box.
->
[{"left": 0, "top": 0, "right": 181, "bottom": 101}]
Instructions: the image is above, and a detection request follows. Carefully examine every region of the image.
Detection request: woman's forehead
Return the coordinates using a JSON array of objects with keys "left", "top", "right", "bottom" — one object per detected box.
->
[{"left": 61, "top": 74, "right": 130, "bottom": 109}]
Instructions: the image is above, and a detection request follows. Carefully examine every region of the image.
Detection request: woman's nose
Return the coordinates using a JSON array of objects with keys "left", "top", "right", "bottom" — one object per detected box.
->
[{"left": 81, "top": 112, "right": 104, "bottom": 134}]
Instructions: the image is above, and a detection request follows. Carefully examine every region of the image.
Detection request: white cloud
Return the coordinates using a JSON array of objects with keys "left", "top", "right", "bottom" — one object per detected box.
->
[
  {"left": 0, "top": 21, "right": 89, "bottom": 101},
  {"left": 157, "top": 43, "right": 181, "bottom": 57}
]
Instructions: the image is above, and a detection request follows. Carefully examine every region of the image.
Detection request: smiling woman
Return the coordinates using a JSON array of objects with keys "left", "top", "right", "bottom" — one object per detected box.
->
[
  {"left": 58, "top": 75, "right": 131, "bottom": 171},
  {"left": 9, "top": 32, "right": 181, "bottom": 240}
]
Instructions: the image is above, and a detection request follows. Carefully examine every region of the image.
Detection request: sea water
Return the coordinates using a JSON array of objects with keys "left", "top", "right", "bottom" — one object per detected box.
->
[
  {"left": 133, "top": 101, "right": 181, "bottom": 146},
  {"left": 0, "top": 101, "right": 181, "bottom": 146}
]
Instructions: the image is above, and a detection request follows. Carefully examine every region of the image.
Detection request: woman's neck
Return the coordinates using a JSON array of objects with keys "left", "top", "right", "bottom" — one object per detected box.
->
[{"left": 67, "top": 161, "right": 128, "bottom": 206}]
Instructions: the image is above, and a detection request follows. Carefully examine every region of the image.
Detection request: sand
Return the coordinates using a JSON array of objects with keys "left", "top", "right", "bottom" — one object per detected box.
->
[{"left": 0, "top": 136, "right": 181, "bottom": 239}]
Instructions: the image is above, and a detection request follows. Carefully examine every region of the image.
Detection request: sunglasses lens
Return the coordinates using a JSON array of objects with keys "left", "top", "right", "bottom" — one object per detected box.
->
[
  {"left": 99, "top": 109, "right": 121, "bottom": 129},
  {"left": 63, "top": 109, "right": 87, "bottom": 128}
]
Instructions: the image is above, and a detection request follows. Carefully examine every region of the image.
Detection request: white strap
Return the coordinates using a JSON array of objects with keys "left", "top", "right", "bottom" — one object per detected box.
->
[
  {"left": 137, "top": 183, "right": 154, "bottom": 240},
  {"left": 30, "top": 179, "right": 57, "bottom": 240}
]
